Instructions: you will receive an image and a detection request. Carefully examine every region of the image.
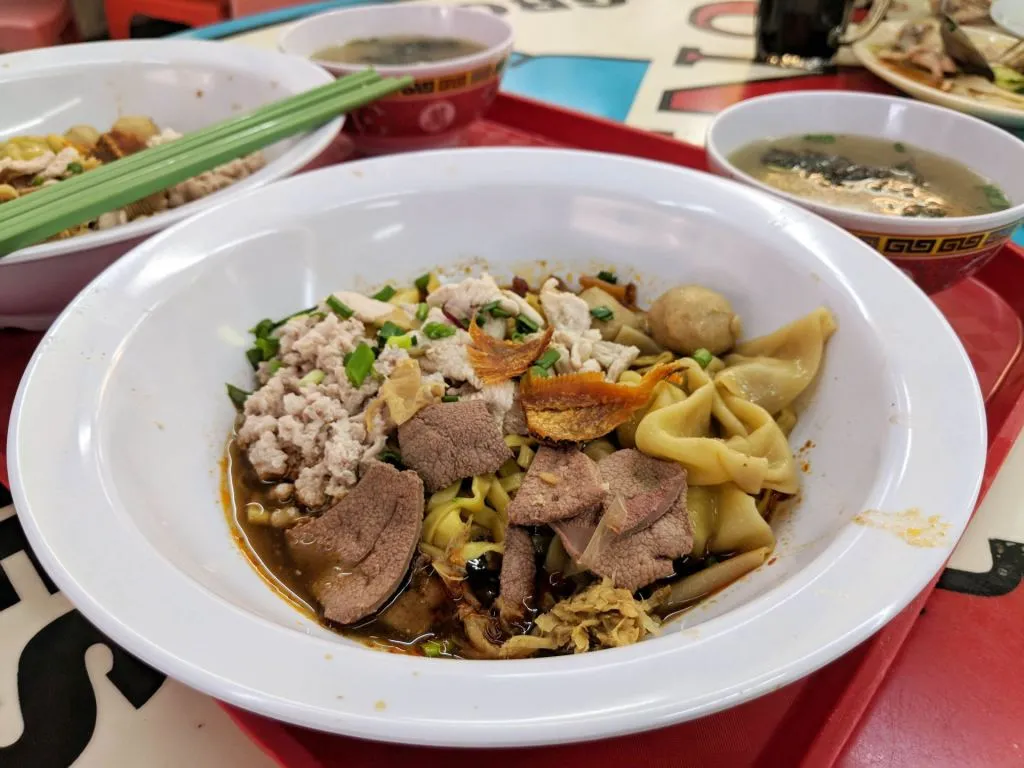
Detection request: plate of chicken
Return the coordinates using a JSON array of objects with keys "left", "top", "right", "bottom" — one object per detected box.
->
[{"left": 854, "top": 17, "right": 1024, "bottom": 126}]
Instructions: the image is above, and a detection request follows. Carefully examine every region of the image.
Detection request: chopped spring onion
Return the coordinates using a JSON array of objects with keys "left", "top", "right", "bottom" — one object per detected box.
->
[
  {"left": 481, "top": 299, "right": 511, "bottom": 318},
  {"left": 377, "top": 321, "right": 405, "bottom": 340},
  {"left": 893, "top": 142, "right": 906, "bottom": 153},
  {"left": 441, "top": 394, "right": 460, "bottom": 403},
  {"left": 266, "top": 359, "right": 283, "bottom": 375},
  {"left": 372, "top": 285, "right": 396, "bottom": 302},
  {"left": 422, "top": 639, "right": 444, "bottom": 657},
  {"left": 802, "top": 134, "right": 836, "bottom": 144},
  {"left": 386, "top": 333, "right": 416, "bottom": 349},
  {"left": 535, "top": 348, "right": 561, "bottom": 370},
  {"left": 31, "top": 176, "right": 44, "bottom": 187},
  {"left": 980, "top": 184, "right": 1012, "bottom": 211},
  {"left": 415, "top": 302, "right": 429, "bottom": 321},
  {"left": 226, "top": 383, "right": 251, "bottom": 409},
  {"left": 423, "top": 322, "right": 457, "bottom": 340},
  {"left": 345, "top": 343, "right": 375, "bottom": 387},
  {"left": 379, "top": 449, "right": 404, "bottom": 468},
  {"left": 67, "top": 161, "right": 84, "bottom": 174},
  {"left": 693, "top": 348, "right": 713, "bottom": 369},
  {"left": 249, "top": 305, "right": 318, "bottom": 339},
  {"left": 246, "top": 336, "right": 279, "bottom": 368},
  {"left": 510, "top": 331, "right": 526, "bottom": 343},
  {"left": 414, "top": 273, "right": 431, "bottom": 292},
  {"left": 515, "top": 315, "right": 539, "bottom": 334},
  {"left": 590, "top": 305, "right": 614, "bottom": 322},
  {"left": 326, "top": 295, "right": 354, "bottom": 319},
  {"left": 596, "top": 270, "right": 618, "bottom": 284},
  {"left": 299, "top": 369, "right": 325, "bottom": 386},
  {"left": 530, "top": 365, "right": 550, "bottom": 378}
]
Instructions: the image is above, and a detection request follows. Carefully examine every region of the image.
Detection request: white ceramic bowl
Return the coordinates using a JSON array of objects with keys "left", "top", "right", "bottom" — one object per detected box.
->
[
  {"left": 9, "top": 148, "right": 986, "bottom": 747},
  {"left": 706, "top": 91, "right": 1024, "bottom": 294},
  {"left": 279, "top": 5, "right": 513, "bottom": 153},
  {"left": 0, "top": 40, "right": 342, "bottom": 330}
]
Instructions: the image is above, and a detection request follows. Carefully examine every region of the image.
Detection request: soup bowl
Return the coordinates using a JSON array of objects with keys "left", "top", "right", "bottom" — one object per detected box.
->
[
  {"left": 9, "top": 148, "right": 985, "bottom": 746},
  {"left": 278, "top": 5, "right": 514, "bottom": 154},
  {"left": 0, "top": 40, "right": 342, "bottom": 330},
  {"left": 706, "top": 91, "right": 1024, "bottom": 294}
]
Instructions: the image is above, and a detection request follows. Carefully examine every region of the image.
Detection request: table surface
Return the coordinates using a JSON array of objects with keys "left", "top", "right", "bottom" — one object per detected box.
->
[{"left": 2, "top": 1, "right": 1024, "bottom": 766}]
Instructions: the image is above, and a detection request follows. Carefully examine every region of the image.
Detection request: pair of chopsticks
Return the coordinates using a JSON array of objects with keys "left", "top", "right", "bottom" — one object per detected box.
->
[{"left": 0, "top": 70, "right": 411, "bottom": 256}]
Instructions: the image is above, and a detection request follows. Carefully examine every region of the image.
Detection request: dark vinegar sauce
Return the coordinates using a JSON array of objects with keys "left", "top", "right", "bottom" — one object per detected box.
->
[{"left": 223, "top": 439, "right": 477, "bottom": 656}]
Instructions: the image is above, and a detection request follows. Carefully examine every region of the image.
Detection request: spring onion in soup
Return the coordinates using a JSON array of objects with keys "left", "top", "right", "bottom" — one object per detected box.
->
[{"left": 729, "top": 133, "right": 1011, "bottom": 218}]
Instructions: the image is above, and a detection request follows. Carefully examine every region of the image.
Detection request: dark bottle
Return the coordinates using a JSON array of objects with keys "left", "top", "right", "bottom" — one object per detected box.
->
[{"left": 755, "top": 0, "right": 892, "bottom": 69}]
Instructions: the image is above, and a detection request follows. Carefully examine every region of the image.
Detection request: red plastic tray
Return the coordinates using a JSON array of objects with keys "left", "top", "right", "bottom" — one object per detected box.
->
[
  {"left": 211, "top": 93, "right": 1024, "bottom": 768},
  {"left": 1, "top": 92, "right": 1022, "bottom": 768}
]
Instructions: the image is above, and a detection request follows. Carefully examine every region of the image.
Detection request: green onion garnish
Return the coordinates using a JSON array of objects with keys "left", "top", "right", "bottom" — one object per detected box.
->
[
  {"left": 299, "top": 369, "right": 325, "bottom": 386},
  {"left": 250, "top": 306, "right": 320, "bottom": 339},
  {"left": 246, "top": 335, "right": 280, "bottom": 368},
  {"left": 802, "top": 134, "right": 836, "bottom": 143},
  {"left": 893, "top": 142, "right": 906, "bottom": 153},
  {"left": 535, "top": 349, "right": 561, "bottom": 370},
  {"left": 377, "top": 321, "right": 404, "bottom": 340},
  {"left": 516, "top": 315, "right": 539, "bottom": 334},
  {"left": 423, "top": 322, "right": 457, "bottom": 340},
  {"left": 372, "top": 285, "right": 396, "bottom": 302},
  {"left": 31, "top": 176, "right": 44, "bottom": 187},
  {"left": 414, "top": 273, "right": 431, "bottom": 293},
  {"left": 379, "top": 449, "right": 404, "bottom": 468},
  {"left": 475, "top": 311, "right": 488, "bottom": 327},
  {"left": 597, "top": 270, "right": 618, "bottom": 284},
  {"left": 980, "top": 184, "right": 1012, "bottom": 211},
  {"left": 530, "top": 365, "right": 550, "bottom": 378},
  {"left": 345, "top": 343, "right": 375, "bottom": 387},
  {"left": 67, "top": 161, "right": 84, "bottom": 175},
  {"left": 422, "top": 639, "right": 444, "bottom": 657},
  {"left": 415, "top": 302, "right": 429, "bottom": 321},
  {"left": 386, "top": 333, "right": 415, "bottom": 349},
  {"left": 510, "top": 331, "right": 526, "bottom": 343},
  {"left": 590, "top": 305, "right": 614, "bottom": 322},
  {"left": 326, "top": 295, "right": 354, "bottom": 319},
  {"left": 226, "top": 383, "right": 250, "bottom": 409},
  {"left": 693, "top": 348, "right": 713, "bottom": 369},
  {"left": 266, "top": 359, "right": 283, "bottom": 375},
  {"left": 250, "top": 318, "right": 275, "bottom": 339},
  {"left": 481, "top": 300, "right": 511, "bottom": 318},
  {"left": 441, "top": 394, "right": 460, "bottom": 403}
]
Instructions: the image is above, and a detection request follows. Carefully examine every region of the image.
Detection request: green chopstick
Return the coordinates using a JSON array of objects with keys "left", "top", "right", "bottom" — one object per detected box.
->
[
  {"left": 0, "top": 70, "right": 384, "bottom": 227},
  {"left": 0, "top": 73, "right": 411, "bottom": 254}
]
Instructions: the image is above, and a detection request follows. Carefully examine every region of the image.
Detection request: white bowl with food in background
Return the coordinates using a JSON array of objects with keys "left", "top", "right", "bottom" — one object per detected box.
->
[
  {"left": 278, "top": 4, "right": 513, "bottom": 154},
  {"left": 706, "top": 91, "right": 1024, "bottom": 293},
  {"left": 10, "top": 148, "right": 985, "bottom": 746},
  {"left": 0, "top": 40, "right": 342, "bottom": 330}
]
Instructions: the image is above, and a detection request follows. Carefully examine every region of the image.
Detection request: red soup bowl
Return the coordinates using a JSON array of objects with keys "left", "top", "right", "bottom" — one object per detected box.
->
[
  {"left": 279, "top": 5, "right": 513, "bottom": 155},
  {"left": 706, "top": 91, "right": 1024, "bottom": 295}
]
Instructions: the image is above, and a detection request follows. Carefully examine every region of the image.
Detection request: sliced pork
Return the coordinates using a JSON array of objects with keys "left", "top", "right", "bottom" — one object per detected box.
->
[
  {"left": 397, "top": 399, "right": 512, "bottom": 492},
  {"left": 497, "top": 527, "right": 536, "bottom": 625},
  {"left": 507, "top": 446, "right": 606, "bottom": 526},
  {"left": 285, "top": 461, "right": 424, "bottom": 624}
]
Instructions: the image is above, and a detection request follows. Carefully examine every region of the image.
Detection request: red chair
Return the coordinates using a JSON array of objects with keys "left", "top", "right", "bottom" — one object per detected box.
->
[
  {"left": 0, "top": 0, "right": 77, "bottom": 52},
  {"left": 229, "top": 0, "right": 313, "bottom": 16},
  {"left": 104, "top": 0, "right": 229, "bottom": 39}
]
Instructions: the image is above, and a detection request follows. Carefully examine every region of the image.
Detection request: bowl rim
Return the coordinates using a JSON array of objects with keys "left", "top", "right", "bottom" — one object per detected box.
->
[
  {"left": 8, "top": 147, "right": 987, "bottom": 747},
  {"left": 705, "top": 90, "right": 1024, "bottom": 232},
  {"left": 0, "top": 39, "right": 342, "bottom": 267},
  {"left": 277, "top": 4, "right": 515, "bottom": 76}
]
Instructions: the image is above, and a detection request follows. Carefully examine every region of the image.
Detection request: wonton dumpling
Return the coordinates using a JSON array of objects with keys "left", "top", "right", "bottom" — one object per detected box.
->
[{"left": 715, "top": 307, "right": 836, "bottom": 415}]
